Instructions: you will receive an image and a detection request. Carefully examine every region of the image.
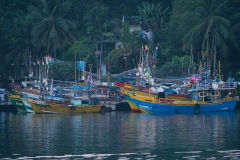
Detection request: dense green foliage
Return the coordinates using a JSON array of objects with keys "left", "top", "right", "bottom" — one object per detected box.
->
[{"left": 0, "top": 0, "right": 240, "bottom": 81}]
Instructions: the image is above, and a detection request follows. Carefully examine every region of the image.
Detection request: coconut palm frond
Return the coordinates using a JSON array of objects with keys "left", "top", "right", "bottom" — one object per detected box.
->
[
  {"left": 212, "top": 1, "right": 227, "bottom": 16},
  {"left": 138, "top": 2, "right": 169, "bottom": 32},
  {"left": 31, "top": 20, "right": 50, "bottom": 36},
  {"left": 228, "top": 31, "right": 238, "bottom": 48},
  {"left": 28, "top": 5, "right": 47, "bottom": 18},
  {"left": 183, "top": 22, "right": 205, "bottom": 47},
  {"left": 57, "top": 0, "right": 72, "bottom": 17},
  {"left": 216, "top": 33, "right": 228, "bottom": 55},
  {"left": 231, "top": 23, "right": 240, "bottom": 33},
  {"left": 194, "top": 21, "right": 206, "bottom": 36},
  {"left": 55, "top": 20, "right": 68, "bottom": 32},
  {"left": 213, "top": 16, "right": 231, "bottom": 28},
  {"left": 25, "top": 17, "right": 42, "bottom": 24},
  {"left": 217, "top": 23, "right": 230, "bottom": 40},
  {"left": 230, "top": 13, "right": 240, "bottom": 21},
  {"left": 28, "top": 0, "right": 79, "bottom": 60}
]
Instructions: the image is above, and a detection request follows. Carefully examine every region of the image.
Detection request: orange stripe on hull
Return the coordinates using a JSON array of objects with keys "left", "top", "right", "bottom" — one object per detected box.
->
[{"left": 131, "top": 109, "right": 142, "bottom": 113}]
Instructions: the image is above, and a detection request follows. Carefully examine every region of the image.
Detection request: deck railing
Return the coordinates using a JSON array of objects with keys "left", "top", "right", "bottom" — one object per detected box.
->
[{"left": 195, "top": 82, "right": 237, "bottom": 90}]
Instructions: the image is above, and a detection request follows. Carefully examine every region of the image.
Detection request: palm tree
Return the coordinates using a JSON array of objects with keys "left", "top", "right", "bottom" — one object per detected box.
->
[
  {"left": 182, "top": 0, "right": 236, "bottom": 71},
  {"left": 0, "top": 25, "right": 17, "bottom": 80},
  {"left": 1, "top": 22, "right": 35, "bottom": 79},
  {"left": 83, "top": 2, "right": 110, "bottom": 40},
  {"left": 5, "top": 22, "right": 34, "bottom": 76},
  {"left": 137, "top": 2, "right": 169, "bottom": 35},
  {"left": 104, "top": 22, "right": 140, "bottom": 73},
  {"left": 230, "top": 13, "right": 240, "bottom": 47},
  {"left": 27, "top": 0, "right": 79, "bottom": 60}
]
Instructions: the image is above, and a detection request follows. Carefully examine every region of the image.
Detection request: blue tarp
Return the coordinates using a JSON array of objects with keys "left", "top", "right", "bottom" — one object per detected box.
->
[{"left": 77, "top": 61, "right": 85, "bottom": 71}]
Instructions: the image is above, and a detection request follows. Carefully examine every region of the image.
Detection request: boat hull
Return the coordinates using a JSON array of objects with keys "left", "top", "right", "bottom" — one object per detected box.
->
[
  {"left": 29, "top": 100, "right": 102, "bottom": 114},
  {"left": 101, "top": 101, "right": 117, "bottom": 111},
  {"left": 22, "top": 98, "right": 34, "bottom": 113},
  {"left": 8, "top": 95, "right": 27, "bottom": 112},
  {"left": 128, "top": 100, "right": 142, "bottom": 113},
  {"left": 120, "top": 86, "right": 191, "bottom": 113},
  {"left": 119, "top": 86, "right": 191, "bottom": 101},
  {"left": 126, "top": 96, "right": 237, "bottom": 113}
]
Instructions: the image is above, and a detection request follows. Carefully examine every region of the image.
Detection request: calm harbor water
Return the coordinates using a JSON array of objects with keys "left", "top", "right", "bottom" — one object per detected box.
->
[{"left": 1, "top": 109, "right": 240, "bottom": 159}]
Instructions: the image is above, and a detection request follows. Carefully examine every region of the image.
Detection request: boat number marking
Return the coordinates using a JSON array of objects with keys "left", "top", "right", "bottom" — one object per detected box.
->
[
  {"left": 139, "top": 104, "right": 152, "bottom": 110},
  {"left": 16, "top": 102, "right": 24, "bottom": 106}
]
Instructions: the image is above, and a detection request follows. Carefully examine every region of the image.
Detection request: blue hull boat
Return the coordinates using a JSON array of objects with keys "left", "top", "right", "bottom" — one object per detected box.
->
[{"left": 126, "top": 95, "right": 237, "bottom": 113}]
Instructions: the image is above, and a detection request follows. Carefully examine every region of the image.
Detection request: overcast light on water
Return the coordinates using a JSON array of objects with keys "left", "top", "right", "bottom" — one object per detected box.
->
[{"left": 1, "top": 110, "right": 240, "bottom": 159}]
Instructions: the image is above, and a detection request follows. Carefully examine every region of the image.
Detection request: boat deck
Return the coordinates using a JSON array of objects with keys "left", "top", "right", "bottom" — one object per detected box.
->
[{"left": 195, "top": 82, "right": 236, "bottom": 91}]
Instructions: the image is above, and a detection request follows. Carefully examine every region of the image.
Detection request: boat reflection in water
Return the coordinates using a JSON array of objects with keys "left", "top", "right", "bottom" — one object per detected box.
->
[{"left": 1, "top": 110, "right": 240, "bottom": 159}]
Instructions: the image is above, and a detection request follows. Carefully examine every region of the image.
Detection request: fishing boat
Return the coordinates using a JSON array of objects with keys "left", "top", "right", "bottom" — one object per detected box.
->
[
  {"left": 116, "top": 82, "right": 191, "bottom": 100},
  {"left": 91, "top": 82, "right": 122, "bottom": 112},
  {"left": 9, "top": 77, "right": 78, "bottom": 113},
  {"left": 134, "top": 57, "right": 238, "bottom": 113},
  {"left": 8, "top": 94, "right": 26, "bottom": 112},
  {"left": 115, "top": 43, "right": 191, "bottom": 113},
  {"left": 8, "top": 87, "right": 41, "bottom": 113},
  {"left": 127, "top": 90, "right": 237, "bottom": 114},
  {"left": 10, "top": 83, "right": 21, "bottom": 95},
  {"left": 27, "top": 81, "right": 103, "bottom": 114},
  {"left": 28, "top": 99, "right": 102, "bottom": 114},
  {"left": 21, "top": 86, "right": 49, "bottom": 113},
  {"left": 116, "top": 81, "right": 191, "bottom": 112},
  {"left": 21, "top": 92, "right": 40, "bottom": 113},
  {"left": 9, "top": 80, "right": 47, "bottom": 112},
  {"left": 126, "top": 71, "right": 238, "bottom": 113}
]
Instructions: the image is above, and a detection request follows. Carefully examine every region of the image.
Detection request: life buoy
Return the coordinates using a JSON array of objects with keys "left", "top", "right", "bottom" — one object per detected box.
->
[
  {"left": 194, "top": 104, "right": 200, "bottom": 110},
  {"left": 209, "top": 88, "right": 214, "bottom": 92},
  {"left": 70, "top": 106, "right": 75, "bottom": 111},
  {"left": 194, "top": 104, "right": 200, "bottom": 113}
]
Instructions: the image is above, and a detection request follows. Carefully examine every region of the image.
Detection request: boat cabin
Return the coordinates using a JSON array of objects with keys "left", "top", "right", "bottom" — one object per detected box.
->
[{"left": 188, "top": 81, "right": 237, "bottom": 102}]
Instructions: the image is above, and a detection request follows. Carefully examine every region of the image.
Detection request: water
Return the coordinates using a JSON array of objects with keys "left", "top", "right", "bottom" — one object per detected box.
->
[{"left": 1, "top": 110, "right": 240, "bottom": 159}]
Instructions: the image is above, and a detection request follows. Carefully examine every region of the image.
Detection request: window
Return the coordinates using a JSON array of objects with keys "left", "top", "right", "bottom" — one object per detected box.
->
[
  {"left": 82, "top": 100, "right": 89, "bottom": 104},
  {"left": 199, "top": 92, "right": 207, "bottom": 97},
  {"left": 211, "top": 91, "right": 219, "bottom": 96},
  {"left": 75, "top": 93, "right": 82, "bottom": 97}
]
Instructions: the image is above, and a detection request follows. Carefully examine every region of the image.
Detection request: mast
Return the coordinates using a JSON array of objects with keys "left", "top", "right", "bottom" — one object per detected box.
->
[
  {"left": 137, "top": 45, "right": 143, "bottom": 86},
  {"left": 75, "top": 50, "right": 76, "bottom": 83},
  {"left": 218, "top": 61, "right": 221, "bottom": 81},
  {"left": 190, "top": 44, "right": 193, "bottom": 76},
  {"left": 213, "top": 27, "right": 217, "bottom": 80},
  {"left": 99, "top": 45, "right": 102, "bottom": 82},
  {"left": 29, "top": 50, "right": 32, "bottom": 86}
]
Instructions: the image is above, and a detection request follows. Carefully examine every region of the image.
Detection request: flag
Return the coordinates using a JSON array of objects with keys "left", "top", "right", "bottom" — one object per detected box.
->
[
  {"left": 144, "top": 45, "right": 148, "bottom": 51},
  {"left": 42, "top": 58, "right": 45, "bottom": 66},
  {"left": 153, "top": 52, "right": 157, "bottom": 59}
]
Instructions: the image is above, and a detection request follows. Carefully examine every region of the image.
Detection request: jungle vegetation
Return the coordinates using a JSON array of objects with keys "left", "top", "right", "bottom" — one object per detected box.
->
[{"left": 0, "top": 0, "right": 240, "bottom": 82}]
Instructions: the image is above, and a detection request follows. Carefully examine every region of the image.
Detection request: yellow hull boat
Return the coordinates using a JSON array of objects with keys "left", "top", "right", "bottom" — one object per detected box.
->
[{"left": 29, "top": 100, "right": 102, "bottom": 114}]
